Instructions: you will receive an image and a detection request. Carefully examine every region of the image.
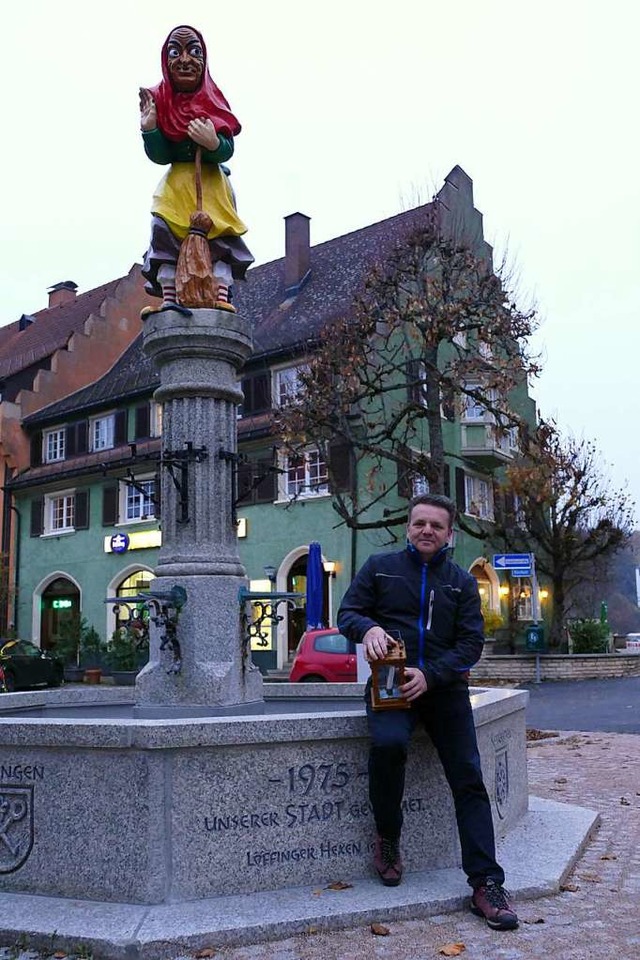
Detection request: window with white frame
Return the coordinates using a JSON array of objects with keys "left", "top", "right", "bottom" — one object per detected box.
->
[
  {"left": 90, "top": 414, "right": 115, "bottom": 451},
  {"left": 46, "top": 492, "right": 75, "bottom": 533},
  {"left": 464, "top": 474, "right": 494, "bottom": 520},
  {"left": 273, "top": 365, "right": 308, "bottom": 406},
  {"left": 122, "top": 477, "right": 156, "bottom": 522},
  {"left": 282, "top": 448, "right": 328, "bottom": 499},
  {"left": 515, "top": 578, "right": 533, "bottom": 620},
  {"left": 462, "top": 385, "right": 495, "bottom": 422},
  {"left": 44, "top": 428, "right": 65, "bottom": 463}
]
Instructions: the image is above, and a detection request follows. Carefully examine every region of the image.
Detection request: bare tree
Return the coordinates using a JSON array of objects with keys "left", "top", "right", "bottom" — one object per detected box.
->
[
  {"left": 488, "top": 420, "right": 635, "bottom": 646},
  {"left": 276, "top": 206, "right": 539, "bottom": 537}
]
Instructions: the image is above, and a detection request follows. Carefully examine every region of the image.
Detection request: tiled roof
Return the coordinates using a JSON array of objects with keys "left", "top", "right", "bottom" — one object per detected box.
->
[
  {"left": 235, "top": 203, "right": 434, "bottom": 358},
  {"left": 0, "top": 274, "right": 136, "bottom": 380}
]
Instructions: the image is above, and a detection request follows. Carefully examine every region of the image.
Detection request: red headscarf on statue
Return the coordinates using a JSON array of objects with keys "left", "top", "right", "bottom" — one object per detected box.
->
[{"left": 149, "top": 25, "right": 241, "bottom": 142}]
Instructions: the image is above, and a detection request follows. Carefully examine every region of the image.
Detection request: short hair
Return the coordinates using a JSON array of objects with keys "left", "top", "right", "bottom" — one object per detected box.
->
[{"left": 408, "top": 493, "right": 456, "bottom": 528}]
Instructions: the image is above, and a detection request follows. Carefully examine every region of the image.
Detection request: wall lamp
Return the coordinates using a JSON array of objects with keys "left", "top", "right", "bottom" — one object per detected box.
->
[
  {"left": 499, "top": 585, "right": 510, "bottom": 597},
  {"left": 323, "top": 560, "right": 337, "bottom": 578},
  {"left": 539, "top": 589, "right": 549, "bottom": 600},
  {"left": 263, "top": 565, "right": 277, "bottom": 583}
]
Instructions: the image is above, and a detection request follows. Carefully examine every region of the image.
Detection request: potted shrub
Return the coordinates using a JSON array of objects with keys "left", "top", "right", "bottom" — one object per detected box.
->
[
  {"left": 106, "top": 617, "right": 149, "bottom": 685},
  {"left": 79, "top": 621, "right": 106, "bottom": 683},
  {"left": 481, "top": 610, "right": 504, "bottom": 654}
]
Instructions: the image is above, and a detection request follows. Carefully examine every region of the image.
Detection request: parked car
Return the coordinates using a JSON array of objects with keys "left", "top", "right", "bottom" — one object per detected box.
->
[
  {"left": 289, "top": 627, "right": 357, "bottom": 683},
  {"left": 0, "top": 639, "right": 63, "bottom": 692}
]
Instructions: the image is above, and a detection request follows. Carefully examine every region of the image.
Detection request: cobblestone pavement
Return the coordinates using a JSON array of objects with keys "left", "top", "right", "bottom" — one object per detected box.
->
[{"left": 1, "top": 731, "right": 639, "bottom": 960}]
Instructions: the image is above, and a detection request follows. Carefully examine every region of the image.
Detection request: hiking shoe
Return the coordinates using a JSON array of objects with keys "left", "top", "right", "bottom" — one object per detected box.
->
[
  {"left": 470, "top": 879, "right": 519, "bottom": 930},
  {"left": 373, "top": 835, "right": 403, "bottom": 886}
]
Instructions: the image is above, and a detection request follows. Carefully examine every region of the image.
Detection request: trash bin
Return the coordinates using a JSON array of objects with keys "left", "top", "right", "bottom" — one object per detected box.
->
[{"left": 525, "top": 625, "right": 545, "bottom": 652}]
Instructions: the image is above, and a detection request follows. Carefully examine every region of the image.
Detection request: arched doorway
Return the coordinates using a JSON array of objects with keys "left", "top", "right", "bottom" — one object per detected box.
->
[
  {"left": 469, "top": 558, "right": 500, "bottom": 613},
  {"left": 39, "top": 576, "right": 81, "bottom": 651}
]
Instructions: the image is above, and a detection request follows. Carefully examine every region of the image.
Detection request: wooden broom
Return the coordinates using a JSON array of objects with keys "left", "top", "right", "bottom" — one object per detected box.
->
[{"left": 175, "top": 146, "right": 219, "bottom": 308}]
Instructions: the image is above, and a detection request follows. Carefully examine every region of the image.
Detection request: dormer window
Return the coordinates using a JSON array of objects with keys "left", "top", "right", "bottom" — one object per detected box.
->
[
  {"left": 90, "top": 414, "right": 115, "bottom": 451},
  {"left": 44, "top": 428, "right": 65, "bottom": 463}
]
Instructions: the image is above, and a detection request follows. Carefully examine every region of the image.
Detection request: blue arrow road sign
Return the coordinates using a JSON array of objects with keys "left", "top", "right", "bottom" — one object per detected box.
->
[{"left": 493, "top": 553, "right": 532, "bottom": 569}]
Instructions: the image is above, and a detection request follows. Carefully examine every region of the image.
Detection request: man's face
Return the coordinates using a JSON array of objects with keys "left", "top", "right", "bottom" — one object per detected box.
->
[
  {"left": 407, "top": 504, "right": 452, "bottom": 560},
  {"left": 166, "top": 28, "right": 205, "bottom": 92}
]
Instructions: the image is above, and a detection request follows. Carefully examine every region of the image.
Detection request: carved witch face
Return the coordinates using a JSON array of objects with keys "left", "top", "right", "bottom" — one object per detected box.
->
[{"left": 166, "top": 27, "right": 205, "bottom": 92}]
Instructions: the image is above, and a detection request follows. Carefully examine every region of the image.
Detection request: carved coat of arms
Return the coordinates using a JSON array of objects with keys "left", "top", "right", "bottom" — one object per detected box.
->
[
  {"left": 494, "top": 749, "right": 509, "bottom": 820},
  {"left": 0, "top": 785, "right": 34, "bottom": 874}
]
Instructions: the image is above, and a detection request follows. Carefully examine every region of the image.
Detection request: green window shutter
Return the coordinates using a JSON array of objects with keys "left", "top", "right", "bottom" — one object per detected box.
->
[
  {"left": 443, "top": 463, "right": 451, "bottom": 499},
  {"left": 30, "top": 497, "right": 44, "bottom": 537},
  {"left": 455, "top": 468, "right": 466, "bottom": 512},
  {"left": 76, "top": 420, "right": 88, "bottom": 454},
  {"left": 135, "top": 403, "right": 151, "bottom": 440},
  {"left": 236, "top": 461, "right": 254, "bottom": 504},
  {"left": 328, "top": 442, "right": 353, "bottom": 493},
  {"left": 75, "top": 490, "right": 90, "bottom": 529},
  {"left": 114, "top": 410, "right": 128, "bottom": 446},
  {"left": 254, "top": 457, "right": 278, "bottom": 503},
  {"left": 102, "top": 484, "right": 119, "bottom": 526},
  {"left": 30, "top": 433, "right": 42, "bottom": 467},
  {"left": 66, "top": 423, "right": 77, "bottom": 457}
]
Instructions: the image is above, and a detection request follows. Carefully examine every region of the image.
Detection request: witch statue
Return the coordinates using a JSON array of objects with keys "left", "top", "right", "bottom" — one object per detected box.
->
[{"left": 139, "top": 25, "right": 253, "bottom": 312}]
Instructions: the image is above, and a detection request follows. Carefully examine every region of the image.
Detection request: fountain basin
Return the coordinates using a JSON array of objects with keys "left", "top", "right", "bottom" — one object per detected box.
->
[{"left": 0, "top": 684, "right": 528, "bottom": 904}]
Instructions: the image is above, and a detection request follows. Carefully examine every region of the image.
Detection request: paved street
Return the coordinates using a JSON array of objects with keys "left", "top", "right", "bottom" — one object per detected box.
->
[{"left": 522, "top": 676, "right": 640, "bottom": 733}]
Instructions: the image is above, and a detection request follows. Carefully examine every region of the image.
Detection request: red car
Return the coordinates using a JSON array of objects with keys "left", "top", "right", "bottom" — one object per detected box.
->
[{"left": 289, "top": 627, "right": 357, "bottom": 683}]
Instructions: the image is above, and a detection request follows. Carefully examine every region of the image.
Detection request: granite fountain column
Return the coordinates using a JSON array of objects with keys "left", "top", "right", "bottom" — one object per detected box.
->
[{"left": 136, "top": 306, "right": 263, "bottom": 714}]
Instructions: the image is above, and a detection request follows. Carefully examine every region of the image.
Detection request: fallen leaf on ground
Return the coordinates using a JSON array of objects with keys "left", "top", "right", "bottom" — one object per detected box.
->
[
  {"left": 304, "top": 926, "right": 319, "bottom": 935},
  {"left": 554, "top": 777, "right": 568, "bottom": 784},
  {"left": 577, "top": 872, "right": 602, "bottom": 883},
  {"left": 312, "top": 888, "right": 323, "bottom": 896},
  {"left": 326, "top": 880, "right": 353, "bottom": 891},
  {"left": 52, "top": 954, "right": 67, "bottom": 959},
  {"left": 560, "top": 883, "right": 579, "bottom": 892},
  {"left": 371, "top": 922, "right": 390, "bottom": 936},
  {"left": 601, "top": 854, "right": 618, "bottom": 860},
  {"left": 522, "top": 917, "right": 545, "bottom": 924},
  {"left": 620, "top": 797, "right": 631, "bottom": 806},
  {"left": 194, "top": 949, "right": 216, "bottom": 959},
  {"left": 439, "top": 944, "right": 466, "bottom": 957},
  {"left": 526, "top": 728, "right": 558, "bottom": 741}
]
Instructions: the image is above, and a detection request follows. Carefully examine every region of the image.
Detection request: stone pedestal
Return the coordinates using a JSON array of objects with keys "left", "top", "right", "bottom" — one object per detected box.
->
[{"left": 136, "top": 308, "right": 262, "bottom": 709}]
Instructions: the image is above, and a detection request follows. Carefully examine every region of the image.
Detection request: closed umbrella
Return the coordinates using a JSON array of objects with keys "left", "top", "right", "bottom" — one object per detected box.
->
[{"left": 305, "top": 542, "right": 324, "bottom": 629}]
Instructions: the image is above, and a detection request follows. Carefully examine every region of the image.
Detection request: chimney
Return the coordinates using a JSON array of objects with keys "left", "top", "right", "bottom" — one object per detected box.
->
[
  {"left": 47, "top": 281, "right": 78, "bottom": 309},
  {"left": 284, "top": 213, "right": 311, "bottom": 293}
]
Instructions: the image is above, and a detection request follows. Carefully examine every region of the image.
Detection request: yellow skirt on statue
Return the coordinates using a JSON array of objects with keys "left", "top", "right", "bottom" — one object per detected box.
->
[{"left": 151, "top": 163, "right": 247, "bottom": 241}]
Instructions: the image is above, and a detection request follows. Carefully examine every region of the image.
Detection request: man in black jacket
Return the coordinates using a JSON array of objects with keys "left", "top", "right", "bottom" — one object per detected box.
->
[{"left": 337, "top": 493, "right": 518, "bottom": 931}]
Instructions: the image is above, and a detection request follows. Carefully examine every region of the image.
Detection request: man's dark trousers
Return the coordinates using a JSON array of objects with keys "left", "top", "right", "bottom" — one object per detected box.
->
[{"left": 366, "top": 684, "right": 505, "bottom": 888}]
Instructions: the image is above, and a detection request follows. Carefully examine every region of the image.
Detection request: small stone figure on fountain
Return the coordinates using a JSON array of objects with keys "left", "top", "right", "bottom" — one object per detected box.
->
[{"left": 139, "top": 25, "right": 253, "bottom": 312}]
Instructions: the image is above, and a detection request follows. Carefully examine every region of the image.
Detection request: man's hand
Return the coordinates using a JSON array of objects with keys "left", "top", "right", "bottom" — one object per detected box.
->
[
  {"left": 139, "top": 88, "right": 157, "bottom": 131},
  {"left": 400, "top": 667, "right": 427, "bottom": 701},
  {"left": 362, "top": 627, "right": 392, "bottom": 661},
  {"left": 187, "top": 117, "right": 220, "bottom": 151}
]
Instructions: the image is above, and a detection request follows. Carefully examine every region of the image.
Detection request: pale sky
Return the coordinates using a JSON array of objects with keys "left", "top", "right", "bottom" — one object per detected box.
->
[{"left": 3, "top": 0, "right": 638, "bottom": 520}]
